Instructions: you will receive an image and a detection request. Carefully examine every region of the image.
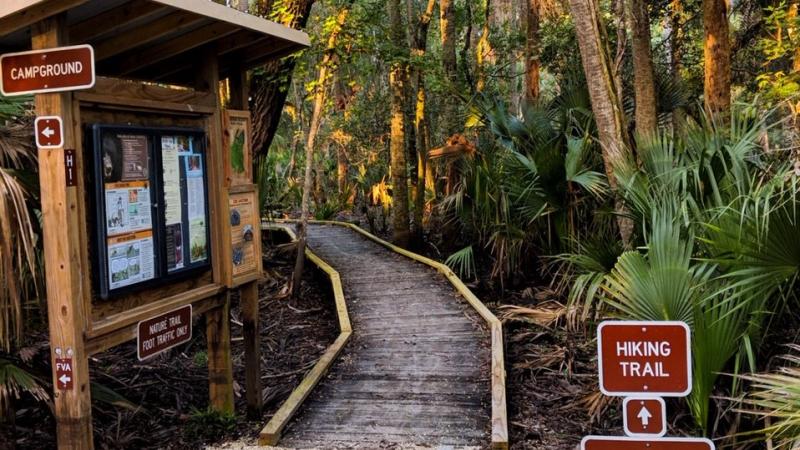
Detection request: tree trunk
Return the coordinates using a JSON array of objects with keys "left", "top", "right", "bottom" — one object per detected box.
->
[
  {"left": 703, "top": 0, "right": 731, "bottom": 119},
  {"left": 291, "top": 4, "right": 351, "bottom": 297},
  {"left": 389, "top": 0, "right": 411, "bottom": 248},
  {"left": 476, "top": 0, "right": 493, "bottom": 93},
  {"left": 612, "top": 0, "right": 626, "bottom": 99},
  {"left": 568, "top": 0, "right": 633, "bottom": 245},
  {"left": 411, "top": 0, "right": 437, "bottom": 241},
  {"left": 337, "top": 145, "right": 347, "bottom": 196},
  {"left": 440, "top": 0, "right": 458, "bottom": 138},
  {"left": 628, "top": 0, "right": 658, "bottom": 135},
  {"left": 525, "top": 0, "right": 540, "bottom": 102},
  {"left": 670, "top": 0, "right": 686, "bottom": 130},
  {"left": 251, "top": 0, "right": 315, "bottom": 163}
]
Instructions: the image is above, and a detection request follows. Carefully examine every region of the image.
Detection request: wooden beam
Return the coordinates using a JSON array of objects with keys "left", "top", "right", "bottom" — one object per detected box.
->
[
  {"left": 93, "top": 10, "right": 206, "bottom": 61},
  {"left": 32, "top": 14, "right": 93, "bottom": 450},
  {"left": 240, "top": 281, "right": 262, "bottom": 418},
  {"left": 152, "top": 0, "right": 310, "bottom": 47},
  {"left": 111, "top": 22, "right": 238, "bottom": 76},
  {"left": 0, "top": 0, "right": 85, "bottom": 36},
  {"left": 258, "top": 224, "right": 352, "bottom": 446},
  {"left": 68, "top": 0, "right": 169, "bottom": 44},
  {"left": 134, "top": 33, "right": 269, "bottom": 83},
  {"left": 206, "top": 297, "right": 235, "bottom": 414}
]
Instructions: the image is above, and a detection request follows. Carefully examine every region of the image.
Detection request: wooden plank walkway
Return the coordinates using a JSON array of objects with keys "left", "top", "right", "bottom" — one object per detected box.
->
[{"left": 278, "top": 224, "right": 492, "bottom": 448}]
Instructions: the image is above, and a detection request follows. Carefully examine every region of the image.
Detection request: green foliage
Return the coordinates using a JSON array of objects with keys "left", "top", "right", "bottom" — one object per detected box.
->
[
  {"left": 193, "top": 351, "right": 208, "bottom": 368},
  {"left": 184, "top": 407, "right": 238, "bottom": 441},
  {"left": 0, "top": 357, "right": 48, "bottom": 412}
]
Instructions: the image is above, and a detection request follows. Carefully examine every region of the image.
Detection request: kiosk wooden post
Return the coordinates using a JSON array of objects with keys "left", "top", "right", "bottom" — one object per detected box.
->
[
  {"left": 32, "top": 15, "right": 94, "bottom": 450},
  {"left": 0, "top": 2, "right": 309, "bottom": 448},
  {"left": 227, "top": 64, "right": 263, "bottom": 418}
]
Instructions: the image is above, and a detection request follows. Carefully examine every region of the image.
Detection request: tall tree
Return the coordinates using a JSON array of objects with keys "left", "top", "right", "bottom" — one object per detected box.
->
[
  {"left": 292, "top": 3, "right": 352, "bottom": 296},
  {"left": 703, "top": 0, "right": 731, "bottom": 118},
  {"left": 389, "top": 0, "right": 412, "bottom": 247},
  {"left": 440, "top": 0, "right": 458, "bottom": 138},
  {"left": 628, "top": 0, "right": 658, "bottom": 135},
  {"left": 476, "top": 0, "right": 493, "bottom": 93},
  {"left": 525, "top": 0, "right": 541, "bottom": 102},
  {"left": 568, "top": 0, "right": 633, "bottom": 244},
  {"left": 411, "top": 0, "right": 437, "bottom": 240},
  {"left": 670, "top": 0, "right": 686, "bottom": 128},
  {"left": 251, "top": 0, "right": 316, "bottom": 162}
]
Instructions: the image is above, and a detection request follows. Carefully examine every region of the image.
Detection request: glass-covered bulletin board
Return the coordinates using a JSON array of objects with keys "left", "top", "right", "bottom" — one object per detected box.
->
[{"left": 91, "top": 125, "right": 212, "bottom": 299}]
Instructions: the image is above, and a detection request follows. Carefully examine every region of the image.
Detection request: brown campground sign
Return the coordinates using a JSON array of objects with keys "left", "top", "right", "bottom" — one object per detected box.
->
[
  {"left": 137, "top": 305, "right": 192, "bottom": 360},
  {"left": 597, "top": 321, "right": 691, "bottom": 397},
  {"left": 0, "top": 44, "right": 95, "bottom": 96}
]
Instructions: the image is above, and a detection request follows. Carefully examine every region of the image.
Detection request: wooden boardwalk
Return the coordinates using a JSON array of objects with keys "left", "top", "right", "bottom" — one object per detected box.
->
[{"left": 278, "top": 224, "right": 493, "bottom": 448}]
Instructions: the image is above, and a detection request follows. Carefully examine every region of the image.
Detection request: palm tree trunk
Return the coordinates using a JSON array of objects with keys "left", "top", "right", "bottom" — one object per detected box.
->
[
  {"left": 628, "top": 0, "right": 658, "bottom": 135},
  {"left": 568, "top": 0, "right": 634, "bottom": 245},
  {"left": 703, "top": 0, "right": 731, "bottom": 119}
]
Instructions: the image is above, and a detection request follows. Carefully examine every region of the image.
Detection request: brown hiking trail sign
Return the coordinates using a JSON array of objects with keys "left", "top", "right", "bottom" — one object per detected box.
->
[
  {"left": 581, "top": 436, "right": 715, "bottom": 450},
  {"left": 597, "top": 321, "right": 692, "bottom": 397},
  {"left": 623, "top": 397, "right": 666, "bottom": 437},
  {"left": 0, "top": 45, "right": 94, "bottom": 96},
  {"left": 583, "top": 321, "right": 714, "bottom": 449}
]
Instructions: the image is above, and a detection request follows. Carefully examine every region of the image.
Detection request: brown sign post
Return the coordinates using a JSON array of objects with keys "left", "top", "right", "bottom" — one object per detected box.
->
[
  {"left": 582, "top": 321, "right": 714, "bottom": 449},
  {"left": 0, "top": 44, "right": 95, "bottom": 96},
  {"left": 582, "top": 437, "right": 715, "bottom": 450}
]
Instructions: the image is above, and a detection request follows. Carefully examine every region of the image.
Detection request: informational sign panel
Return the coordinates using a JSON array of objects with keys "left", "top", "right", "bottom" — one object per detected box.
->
[
  {"left": 222, "top": 110, "right": 252, "bottom": 186},
  {"left": 64, "top": 149, "right": 76, "bottom": 187},
  {"left": 581, "top": 437, "right": 714, "bottom": 450},
  {"left": 623, "top": 397, "right": 666, "bottom": 437},
  {"left": 137, "top": 305, "right": 192, "bottom": 360},
  {"left": 55, "top": 358, "right": 73, "bottom": 391},
  {"left": 0, "top": 45, "right": 95, "bottom": 96},
  {"left": 597, "top": 321, "right": 691, "bottom": 397},
  {"left": 34, "top": 116, "right": 63, "bottom": 148},
  {"left": 91, "top": 125, "right": 211, "bottom": 298},
  {"left": 230, "top": 192, "right": 258, "bottom": 278}
]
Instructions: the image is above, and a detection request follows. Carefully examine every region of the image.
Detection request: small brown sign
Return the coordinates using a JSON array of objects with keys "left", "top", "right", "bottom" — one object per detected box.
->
[
  {"left": 582, "top": 437, "right": 714, "bottom": 450},
  {"left": 55, "top": 358, "right": 73, "bottom": 391},
  {"left": 1, "top": 45, "right": 95, "bottom": 96},
  {"left": 35, "top": 116, "right": 63, "bottom": 148},
  {"left": 623, "top": 397, "right": 666, "bottom": 437},
  {"left": 137, "top": 305, "right": 192, "bottom": 360},
  {"left": 597, "top": 321, "right": 691, "bottom": 397},
  {"left": 64, "top": 149, "right": 76, "bottom": 187}
]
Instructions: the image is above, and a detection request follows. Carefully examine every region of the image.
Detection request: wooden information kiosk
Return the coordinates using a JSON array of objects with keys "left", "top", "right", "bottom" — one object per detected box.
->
[{"left": 0, "top": 2, "right": 309, "bottom": 448}]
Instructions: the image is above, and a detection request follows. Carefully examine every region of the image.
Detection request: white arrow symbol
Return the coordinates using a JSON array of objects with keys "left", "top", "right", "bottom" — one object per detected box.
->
[
  {"left": 42, "top": 126, "right": 54, "bottom": 138},
  {"left": 638, "top": 406, "right": 652, "bottom": 427},
  {"left": 59, "top": 374, "right": 71, "bottom": 386}
]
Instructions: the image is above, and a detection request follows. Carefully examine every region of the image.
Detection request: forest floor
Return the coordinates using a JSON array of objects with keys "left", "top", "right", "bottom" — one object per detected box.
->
[{"left": 5, "top": 243, "right": 338, "bottom": 450}]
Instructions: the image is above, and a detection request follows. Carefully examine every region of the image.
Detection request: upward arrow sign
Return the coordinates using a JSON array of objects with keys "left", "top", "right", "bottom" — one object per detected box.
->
[{"left": 637, "top": 406, "right": 652, "bottom": 427}]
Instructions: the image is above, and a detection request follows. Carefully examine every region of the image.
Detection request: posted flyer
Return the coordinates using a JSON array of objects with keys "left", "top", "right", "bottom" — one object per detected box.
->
[
  {"left": 107, "top": 230, "right": 155, "bottom": 290},
  {"left": 161, "top": 137, "right": 183, "bottom": 226},
  {"left": 105, "top": 181, "right": 152, "bottom": 236}
]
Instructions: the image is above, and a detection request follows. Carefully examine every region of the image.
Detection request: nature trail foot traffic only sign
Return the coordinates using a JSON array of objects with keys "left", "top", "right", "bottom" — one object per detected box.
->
[{"left": 582, "top": 321, "right": 715, "bottom": 450}]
